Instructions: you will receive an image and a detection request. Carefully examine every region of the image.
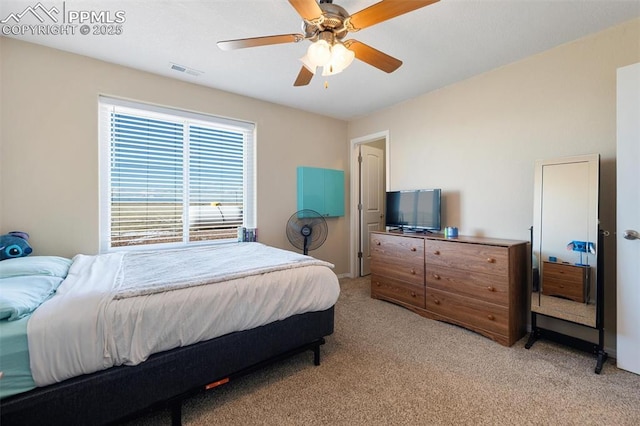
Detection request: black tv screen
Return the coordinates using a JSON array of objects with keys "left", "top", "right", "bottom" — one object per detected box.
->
[{"left": 385, "top": 189, "right": 441, "bottom": 231}]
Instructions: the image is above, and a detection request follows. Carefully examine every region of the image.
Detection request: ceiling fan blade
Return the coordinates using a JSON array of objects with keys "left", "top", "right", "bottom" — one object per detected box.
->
[
  {"left": 288, "top": 0, "right": 324, "bottom": 22},
  {"left": 344, "top": 40, "right": 402, "bottom": 73},
  {"left": 348, "top": 0, "right": 439, "bottom": 31},
  {"left": 217, "top": 34, "right": 304, "bottom": 51},
  {"left": 294, "top": 66, "right": 314, "bottom": 86}
]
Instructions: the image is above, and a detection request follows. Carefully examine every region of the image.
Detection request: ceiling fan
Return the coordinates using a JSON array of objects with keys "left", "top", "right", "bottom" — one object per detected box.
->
[{"left": 217, "top": 0, "right": 439, "bottom": 87}]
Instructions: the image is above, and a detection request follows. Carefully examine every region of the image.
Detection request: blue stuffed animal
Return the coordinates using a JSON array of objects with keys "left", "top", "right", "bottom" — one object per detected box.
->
[{"left": 0, "top": 231, "right": 33, "bottom": 261}]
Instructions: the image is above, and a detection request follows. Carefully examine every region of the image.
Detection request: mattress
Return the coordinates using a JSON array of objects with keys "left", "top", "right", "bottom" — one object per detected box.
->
[
  {"left": 0, "top": 316, "right": 35, "bottom": 398},
  {"left": 26, "top": 243, "right": 340, "bottom": 388}
]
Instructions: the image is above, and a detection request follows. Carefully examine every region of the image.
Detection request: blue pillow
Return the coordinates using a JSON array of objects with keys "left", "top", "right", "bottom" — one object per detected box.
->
[
  {"left": 0, "top": 276, "right": 64, "bottom": 321},
  {"left": 0, "top": 256, "right": 72, "bottom": 279}
]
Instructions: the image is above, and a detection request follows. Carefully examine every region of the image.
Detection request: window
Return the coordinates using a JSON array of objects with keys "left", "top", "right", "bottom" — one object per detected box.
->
[{"left": 99, "top": 97, "right": 255, "bottom": 252}]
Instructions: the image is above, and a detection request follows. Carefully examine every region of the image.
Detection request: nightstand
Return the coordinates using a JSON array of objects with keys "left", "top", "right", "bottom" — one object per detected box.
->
[{"left": 542, "top": 261, "right": 590, "bottom": 303}]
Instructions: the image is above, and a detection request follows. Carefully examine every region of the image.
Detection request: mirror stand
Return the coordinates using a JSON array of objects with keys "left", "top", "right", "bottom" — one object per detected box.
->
[{"left": 525, "top": 229, "right": 608, "bottom": 374}]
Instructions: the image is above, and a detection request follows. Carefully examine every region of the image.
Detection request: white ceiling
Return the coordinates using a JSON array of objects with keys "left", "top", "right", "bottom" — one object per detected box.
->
[{"left": 2, "top": 0, "right": 639, "bottom": 120}]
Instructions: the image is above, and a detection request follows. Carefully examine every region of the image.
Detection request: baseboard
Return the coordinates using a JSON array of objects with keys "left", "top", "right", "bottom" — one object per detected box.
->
[{"left": 336, "top": 273, "right": 353, "bottom": 279}]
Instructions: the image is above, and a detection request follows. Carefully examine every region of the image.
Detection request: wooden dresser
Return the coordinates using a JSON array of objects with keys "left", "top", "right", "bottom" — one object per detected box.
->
[
  {"left": 371, "top": 231, "right": 529, "bottom": 347},
  {"left": 541, "top": 261, "right": 590, "bottom": 303}
]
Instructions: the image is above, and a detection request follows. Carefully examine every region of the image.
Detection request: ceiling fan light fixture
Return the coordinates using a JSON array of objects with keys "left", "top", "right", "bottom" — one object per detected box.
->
[
  {"left": 321, "top": 62, "right": 346, "bottom": 77},
  {"left": 321, "top": 42, "right": 355, "bottom": 76},
  {"left": 299, "top": 54, "right": 317, "bottom": 74},
  {"left": 321, "top": 64, "right": 337, "bottom": 77},
  {"left": 331, "top": 42, "right": 355, "bottom": 69},
  {"left": 306, "top": 39, "right": 331, "bottom": 67}
]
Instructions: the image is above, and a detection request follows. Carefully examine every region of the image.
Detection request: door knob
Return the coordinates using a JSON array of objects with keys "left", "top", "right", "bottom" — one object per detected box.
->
[{"left": 623, "top": 230, "right": 639, "bottom": 240}]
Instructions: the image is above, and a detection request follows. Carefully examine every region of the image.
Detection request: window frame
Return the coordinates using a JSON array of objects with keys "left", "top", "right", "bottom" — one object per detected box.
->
[{"left": 98, "top": 96, "right": 256, "bottom": 253}]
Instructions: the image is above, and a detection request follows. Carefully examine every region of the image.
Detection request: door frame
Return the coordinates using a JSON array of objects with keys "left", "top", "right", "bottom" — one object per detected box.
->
[{"left": 349, "top": 130, "right": 389, "bottom": 278}]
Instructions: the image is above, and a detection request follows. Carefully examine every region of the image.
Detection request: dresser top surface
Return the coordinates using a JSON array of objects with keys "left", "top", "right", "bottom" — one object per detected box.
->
[
  {"left": 373, "top": 231, "right": 529, "bottom": 248},
  {"left": 542, "top": 260, "right": 591, "bottom": 269}
]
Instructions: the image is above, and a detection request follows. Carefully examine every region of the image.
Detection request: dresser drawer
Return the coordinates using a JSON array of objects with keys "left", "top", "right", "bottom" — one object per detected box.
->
[
  {"left": 425, "top": 240, "right": 508, "bottom": 275},
  {"left": 542, "top": 262, "right": 589, "bottom": 303},
  {"left": 542, "top": 280, "right": 585, "bottom": 303},
  {"left": 426, "top": 288, "right": 508, "bottom": 336},
  {"left": 371, "top": 274, "right": 425, "bottom": 308},
  {"left": 542, "top": 261, "right": 589, "bottom": 283},
  {"left": 371, "top": 233, "right": 424, "bottom": 285},
  {"left": 426, "top": 265, "right": 508, "bottom": 306}
]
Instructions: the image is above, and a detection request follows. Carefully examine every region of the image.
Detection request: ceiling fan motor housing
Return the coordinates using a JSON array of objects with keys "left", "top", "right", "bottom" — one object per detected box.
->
[{"left": 302, "top": 2, "right": 349, "bottom": 42}]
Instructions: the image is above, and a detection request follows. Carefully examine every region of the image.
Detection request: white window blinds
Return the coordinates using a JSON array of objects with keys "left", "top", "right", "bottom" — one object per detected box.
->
[{"left": 99, "top": 96, "right": 256, "bottom": 252}]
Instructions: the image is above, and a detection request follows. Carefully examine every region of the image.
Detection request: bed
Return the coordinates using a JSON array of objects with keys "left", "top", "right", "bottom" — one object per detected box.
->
[{"left": 0, "top": 242, "right": 339, "bottom": 425}]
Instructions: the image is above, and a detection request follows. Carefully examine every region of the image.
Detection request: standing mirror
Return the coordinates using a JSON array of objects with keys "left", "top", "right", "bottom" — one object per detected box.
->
[{"left": 527, "top": 153, "right": 606, "bottom": 373}]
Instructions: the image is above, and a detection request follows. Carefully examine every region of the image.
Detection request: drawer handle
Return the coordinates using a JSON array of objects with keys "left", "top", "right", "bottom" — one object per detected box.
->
[
  {"left": 487, "top": 286, "right": 495, "bottom": 292},
  {"left": 375, "top": 240, "right": 381, "bottom": 246},
  {"left": 410, "top": 269, "right": 416, "bottom": 275},
  {"left": 434, "top": 299, "right": 440, "bottom": 305},
  {"left": 411, "top": 292, "right": 416, "bottom": 297},
  {"left": 487, "top": 258, "right": 496, "bottom": 263},
  {"left": 410, "top": 247, "right": 417, "bottom": 252},
  {"left": 433, "top": 250, "right": 440, "bottom": 255},
  {"left": 487, "top": 314, "right": 495, "bottom": 321},
  {"left": 375, "top": 281, "right": 381, "bottom": 287},
  {"left": 433, "top": 274, "right": 441, "bottom": 280}
]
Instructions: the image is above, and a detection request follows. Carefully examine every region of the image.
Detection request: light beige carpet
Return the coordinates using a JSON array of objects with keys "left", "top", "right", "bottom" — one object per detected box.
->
[{"left": 124, "top": 277, "right": 640, "bottom": 425}]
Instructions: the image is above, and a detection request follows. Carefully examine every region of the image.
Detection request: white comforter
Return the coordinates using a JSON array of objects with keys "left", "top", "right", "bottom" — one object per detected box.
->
[{"left": 27, "top": 243, "right": 340, "bottom": 387}]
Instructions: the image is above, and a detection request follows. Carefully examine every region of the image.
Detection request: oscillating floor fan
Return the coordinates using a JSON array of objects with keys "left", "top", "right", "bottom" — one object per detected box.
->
[{"left": 286, "top": 209, "right": 328, "bottom": 255}]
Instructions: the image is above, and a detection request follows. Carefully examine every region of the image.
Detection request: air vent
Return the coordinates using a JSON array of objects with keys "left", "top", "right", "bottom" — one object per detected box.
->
[{"left": 169, "top": 63, "right": 203, "bottom": 77}]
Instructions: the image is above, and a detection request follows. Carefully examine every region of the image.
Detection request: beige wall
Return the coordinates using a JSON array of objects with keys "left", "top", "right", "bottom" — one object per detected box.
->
[
  {"left": 348, "top": 18, "right": 640, "bottom": 352},
  {"left": 0, "top": 37, "right": 350, "bottom": 273},
  {"left": 2, "top": 18, "right": 639, "bottom": 351}
]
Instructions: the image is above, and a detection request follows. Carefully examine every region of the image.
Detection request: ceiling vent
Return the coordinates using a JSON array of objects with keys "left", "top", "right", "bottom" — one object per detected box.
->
[{"left": 170, "top": 63, "right": 203, "bottom": 77}]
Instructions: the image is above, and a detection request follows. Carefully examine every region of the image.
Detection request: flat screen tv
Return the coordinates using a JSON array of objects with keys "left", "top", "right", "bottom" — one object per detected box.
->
[{"left": 385, "top": 189, "right": 441, "bottom": 232}]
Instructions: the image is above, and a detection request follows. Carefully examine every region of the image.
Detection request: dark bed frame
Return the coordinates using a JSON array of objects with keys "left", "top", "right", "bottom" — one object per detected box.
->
[{"left": 0, "top": 306, "right": 334, "bottom": 426}]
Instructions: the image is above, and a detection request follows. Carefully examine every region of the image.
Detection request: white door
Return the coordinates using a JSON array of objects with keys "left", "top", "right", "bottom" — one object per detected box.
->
[
  {"left": 359, "top": 144, "right": 384, "bottom": 276},
  {"left": 616, "top": 62, "right": 640, "bottom": 375}
]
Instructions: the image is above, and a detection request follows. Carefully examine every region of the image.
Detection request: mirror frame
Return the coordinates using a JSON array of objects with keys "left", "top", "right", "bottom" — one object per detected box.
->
[{"left": 532, "top": 154, "right": 600, "bottom": 327}]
